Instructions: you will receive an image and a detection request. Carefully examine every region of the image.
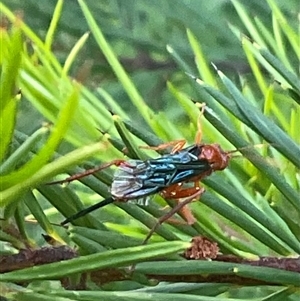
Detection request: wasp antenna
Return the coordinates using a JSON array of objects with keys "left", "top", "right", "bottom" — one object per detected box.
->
[
  {"left": 227, "top": 148, "right": 242, "bottom": 155},
  {"left": 231, "top": 154, "right": 243, "bottom": 159},
  {"left": 227, "top": 143, "right": 275, "bottom": 154},
  {"left": 61, "top": 197, "right": 115, "bottom": 225}
]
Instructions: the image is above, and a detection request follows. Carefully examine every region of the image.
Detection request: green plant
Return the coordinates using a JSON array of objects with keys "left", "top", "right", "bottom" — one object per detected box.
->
[{"left": 0, "top": 0, "right": 299, "bottom": 300}]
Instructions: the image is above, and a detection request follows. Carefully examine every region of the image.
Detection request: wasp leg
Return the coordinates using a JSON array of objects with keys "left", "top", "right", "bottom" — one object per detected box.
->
[
  {"left": 142, "top": 187, "right": 205, "bottom": 245},
  {"left": 140, "top": 139, "right": 186, "bottom": 154},
  {"left": 194, "top": 102, "right": 206, "bottom": 145},
  {"left": 47, "top": 159, "right": 125, "bottom": 185},
  {"left": 161, "top": 181, "right": 203, "bottom": 225}
]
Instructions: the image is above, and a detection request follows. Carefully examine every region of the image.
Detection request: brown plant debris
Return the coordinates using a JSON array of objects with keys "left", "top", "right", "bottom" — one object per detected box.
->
[{"left": 184, "top": 236, "right": 219, "bottom": 259}]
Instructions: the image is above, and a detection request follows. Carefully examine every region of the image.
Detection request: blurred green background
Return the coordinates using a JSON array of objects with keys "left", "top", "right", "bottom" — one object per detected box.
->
[
  {"left": 1, "top": 0, "right": 299, "bottom": 298},
  {"left": 4, "top": 0, "right": 299, "bottom": 134}
]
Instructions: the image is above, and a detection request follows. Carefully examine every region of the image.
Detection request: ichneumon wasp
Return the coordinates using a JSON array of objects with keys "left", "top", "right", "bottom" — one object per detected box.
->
[{"left": 49, "top": 106, "right": 233, "bottom": 243}]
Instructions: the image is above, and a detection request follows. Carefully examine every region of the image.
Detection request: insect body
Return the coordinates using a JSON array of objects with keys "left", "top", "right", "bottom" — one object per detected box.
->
[
  {"left": 58, "top": 143, "right": 231, "bottom": 230},
  {"left": 111, "top": 143, "right": 229, "bottom": 201},
  {"left": 111, "top": 145, "right": 210, "bottom": 201}
]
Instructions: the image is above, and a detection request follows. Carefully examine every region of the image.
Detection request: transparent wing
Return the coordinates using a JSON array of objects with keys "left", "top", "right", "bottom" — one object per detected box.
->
[
  {"left": 111, "top": 160, "right": 161, "bottom": 200},
  {"left": 110, "top": 146, "right": 211, "bottom": 201}
]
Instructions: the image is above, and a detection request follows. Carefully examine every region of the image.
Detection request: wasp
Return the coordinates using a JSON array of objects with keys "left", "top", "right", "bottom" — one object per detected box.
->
[{"left": 50, "top": 110, "right": 232, "bottom": 243}]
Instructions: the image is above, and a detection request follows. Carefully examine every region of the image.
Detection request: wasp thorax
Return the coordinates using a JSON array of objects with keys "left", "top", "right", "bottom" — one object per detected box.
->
[{"left": 200, "top": 144, "right": 230, "bottom": 171}]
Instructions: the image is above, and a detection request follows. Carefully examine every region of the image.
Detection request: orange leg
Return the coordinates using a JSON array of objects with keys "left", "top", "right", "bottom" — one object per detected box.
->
[
  {"left": 161, "top": 181, "right": 203, "bottom": 225},
  {"left": 179, "top": 204, "right": 197, "bottom": 225},
  {"left": 142, "top": 187, "right": 205, "bottom": 244},
  {"left": 47, "top": 159, "right": 125, "bottom": 185},
  {"left": 140, "top": 139, "right": 186, "bottom": 154},
  {"left": 194, "top": 103, "right": 206, "bottom": 145}
]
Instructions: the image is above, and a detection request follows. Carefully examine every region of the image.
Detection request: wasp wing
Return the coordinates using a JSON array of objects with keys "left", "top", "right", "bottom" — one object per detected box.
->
[{"left": 111, "top": 145, "right": 211, "bottom": 201}]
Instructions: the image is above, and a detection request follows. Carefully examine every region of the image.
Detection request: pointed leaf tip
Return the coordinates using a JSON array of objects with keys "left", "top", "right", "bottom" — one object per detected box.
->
[
  {"left": 211, "top": 63, "right": 224, "bottom": 77},
  {"left": 211, "top": 62, "right": 218, "bottom": 71},
  {"left": 185, "top": 72, "right": 204, "bottom": 85},
  {"left": 166, "top": 44, "right": 173, "bottom": 53},
  {"left": 185, "top": 72, "right": 197, "bottom": 80}
]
